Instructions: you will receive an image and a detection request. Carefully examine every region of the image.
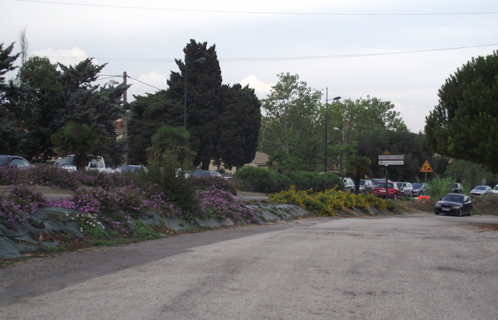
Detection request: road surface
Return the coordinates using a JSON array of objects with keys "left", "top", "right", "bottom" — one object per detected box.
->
[{"left": 1, "top": 214, "right": 498, "bottom": 319}]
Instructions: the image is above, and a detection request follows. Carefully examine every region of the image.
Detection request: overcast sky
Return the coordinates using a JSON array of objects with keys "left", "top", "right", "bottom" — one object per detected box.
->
[{"left": 2, "top": 0, "right": 498, "bottom": 133}]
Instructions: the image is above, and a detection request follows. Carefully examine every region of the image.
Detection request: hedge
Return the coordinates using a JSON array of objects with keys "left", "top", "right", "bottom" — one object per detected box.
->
[{"left": 233, "top": 167, "right": 344, "bottom": 193}]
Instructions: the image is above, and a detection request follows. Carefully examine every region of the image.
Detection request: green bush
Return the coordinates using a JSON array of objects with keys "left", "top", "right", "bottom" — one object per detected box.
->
[
  {"left": 233, "top": 166, "right": 291, "bottom": 193},
  {"left": 233, "top": 167, "right": 342, "bottom": 193},
  {"left": 428, "top": 176, "right": 455, "bottom": 199},
  {"left": 139, "top": 156, "right": 198, "bottom": 213}
]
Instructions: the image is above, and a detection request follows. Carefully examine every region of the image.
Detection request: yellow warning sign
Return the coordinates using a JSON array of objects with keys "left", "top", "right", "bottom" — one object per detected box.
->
[{"left": 420, "top": 160, "right": 433, "bottom": 173}]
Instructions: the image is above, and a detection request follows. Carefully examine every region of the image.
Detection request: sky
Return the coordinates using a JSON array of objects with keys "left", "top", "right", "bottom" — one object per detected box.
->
[{"left": 2, "top": 0, "right": 498, "bottom": 133}]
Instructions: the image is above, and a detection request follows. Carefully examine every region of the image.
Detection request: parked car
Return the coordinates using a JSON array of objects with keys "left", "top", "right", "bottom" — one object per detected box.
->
[
  {"left": 342, "top": 177, "right": 354, "bottom": 193},
  {"left": 0, "top": 155, "right": 32, "bottom": 170},
  {"left": 470, "top": 185, "right": 492, "bottom": 197},
  {"left": 117, "top": 165, "right": 146, "bottom": 173},
  {"left": 452, "top": 182, "right": 464, "bottom": 193},
  {"left": 191, "top": 170, "right": 223, "bottom": 178},
  {"left": 411, "top": 182, "right": 427, "bottom": 196},
  {"left": 55, "top": 155, "right": 109, "bottom": 172},
  {"left": 492, "top": 185, "right": 498, "bottom": 195},
  {"left": 372, "top": 178, "right": 387, "bottom": 188},
  {"left": 434, "top": 193, "right": 472, "bottom": 217},
  {"left": 373, "top": 181, "right": 404, "bottom": 200},
  {"left": 359, "top": 179, "right": 374, "bottom": 194},
  {"left": 400, "top": 182, "right": 413, "bottom": 196}
]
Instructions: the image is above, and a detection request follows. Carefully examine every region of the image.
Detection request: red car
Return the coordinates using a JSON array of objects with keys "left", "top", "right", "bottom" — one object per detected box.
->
[{"left": 373, "top": 181, "right": 404, "bottom": 200}]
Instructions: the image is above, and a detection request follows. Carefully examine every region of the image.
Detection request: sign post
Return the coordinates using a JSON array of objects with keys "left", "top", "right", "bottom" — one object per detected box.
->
[
  {"left": 419, "top": 160, "right": 433, "bottom": 196},
  {"left": 378, "top": 154, "right": 404, "bottom": 200}
]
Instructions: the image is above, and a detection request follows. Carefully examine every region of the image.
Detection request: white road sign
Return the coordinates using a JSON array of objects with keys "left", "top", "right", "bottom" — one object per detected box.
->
[{"left": 378, "top": 160, "right": 404, "bottom": 166}]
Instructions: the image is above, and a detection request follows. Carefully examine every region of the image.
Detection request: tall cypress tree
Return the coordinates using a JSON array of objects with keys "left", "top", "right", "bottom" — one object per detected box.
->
[
  {"left": 0, "top": 43, "right": 21, "bottom": 154},
  {"left": 216, "top": 84, "right": 261, "bottom": 170},
  {"left": 166, "top": 40, "right": 222, "bottom": 169}
]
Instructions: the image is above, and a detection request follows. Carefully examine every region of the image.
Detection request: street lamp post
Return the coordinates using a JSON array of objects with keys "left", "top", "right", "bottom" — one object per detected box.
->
[
  {"left": 324, "top": 87, "right": 341, "bottom": 172},
  {"left": 184, "top": 49, "right": 206, "bottom": 128}
]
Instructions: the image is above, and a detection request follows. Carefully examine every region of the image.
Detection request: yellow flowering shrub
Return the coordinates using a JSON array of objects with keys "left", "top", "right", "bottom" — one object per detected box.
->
[{"left": 269, "top": 186, "right": 395, "bottom": 216}]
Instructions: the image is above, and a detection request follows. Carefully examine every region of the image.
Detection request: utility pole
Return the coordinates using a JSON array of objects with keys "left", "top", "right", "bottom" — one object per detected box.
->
[{"left": 123, "top": 71, "right": 128, "bottom": 165}]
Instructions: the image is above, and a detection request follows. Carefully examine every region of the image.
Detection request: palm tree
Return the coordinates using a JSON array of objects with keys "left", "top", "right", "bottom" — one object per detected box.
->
[
  {"left": 51, "top": 121, "right": 109, "bottom": 170},
  {"left": 146, "top": 125, "right": 193, "bottom": 166},
  {"left": 344, "top": 155, "right": 373, "bottom": 194}
]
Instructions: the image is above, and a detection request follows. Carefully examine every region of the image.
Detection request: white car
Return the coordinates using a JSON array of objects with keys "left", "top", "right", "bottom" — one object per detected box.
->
[
  {"left": 470, "top": 185, "right": 492, "bottom": 197},
  {"left": 492, "top": 185, "right": 498, "bottom": 195},
  {"left": 56, "top": 155, "right": 109, "bottom": 172}
]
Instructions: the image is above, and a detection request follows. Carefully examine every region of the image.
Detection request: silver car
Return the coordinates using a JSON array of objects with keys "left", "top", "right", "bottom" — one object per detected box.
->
[
  {"left": 400, "top": 182, "right": 413, "bottom": 196},
  {"left": 470, "top": 185, "right": 492, "bottom": 197}
]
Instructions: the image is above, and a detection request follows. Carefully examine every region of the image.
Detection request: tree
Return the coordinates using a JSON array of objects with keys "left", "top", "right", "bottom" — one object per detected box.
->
[
  {"left": 128, "top": 90, "right": 177, "bottom": 165},
  {"left": 354, "top": 130, "right": 438, "bottom": 181},
  {"left": 0, "top": 43, "right": 21, "bottom": 154},
  {"left": 146, "top": 125, "right": 193, "bottom": 165},
  {"left": 344, "top": 155, "right": 372, "bottom": 194},
  {"left": 260, "top": 73, "right": 323, "bottom": 171},
  {"left": 216, "top": 83, "right": 261, "bottom": 170},
  {"left": 51, "top": 121, "right": 109, "bottom": 170},
  {"left": 426, "top": 51, "right": 498, "bottom": 173},
  {"left": 166, "top": 40, "right": 222, "bottom": 169},
  {"left": 16, "top": 56, "right": 63, "bottom": 160},
  {"left": 16, "top": 57, "right": 129, "bottom": 163}
]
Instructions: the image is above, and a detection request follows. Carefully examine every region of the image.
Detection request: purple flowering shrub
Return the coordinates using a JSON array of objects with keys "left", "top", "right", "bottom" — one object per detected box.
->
[
  {"left": 47, "top": 187, "right": 148, "bottom": 234},
  {"left": 0, "top": 184, "right": 46, "bottom": 226},
  {"left": 196, "top": 186, "right": 264, "bottom": 225},
  {"left": 193, "top": 176, "right": 237, "bottom": 196},
  {"left": 0, "top": 167, "right": 30, "bottom": 185}
]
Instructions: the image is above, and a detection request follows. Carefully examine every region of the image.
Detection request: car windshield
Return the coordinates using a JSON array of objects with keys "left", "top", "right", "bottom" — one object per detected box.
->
[
  {"left": 360, "top": 181, "right": 365, "bottom": 186},
  {"left": 494, "top": 186, "right": 498, "bottom": 191},
  {"left": 474, "top": 186, "right": 486, "bottom": 190},
  {"left": 412, "top": 183, "right": 424, "bottom": 188},
  {"left": 0, "top": 156, "right": 9, "bottom": 166},
  {"left": 59, "top": 156, "right": 75, "bottom": 165},
  {"left": 442, "top": 194, "right": 464, "bottom": 203},
  {"left": 377, "top": 183, "right": 393, "bottom": 188}
]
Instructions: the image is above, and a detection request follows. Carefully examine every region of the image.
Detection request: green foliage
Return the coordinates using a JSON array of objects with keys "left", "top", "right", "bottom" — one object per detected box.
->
[
  {"left": 51, "top": 121, "right": 110, "bottom": 170},
  {"left": 0, "top": 43, "right": 22, "bottom": 155},
  {"left": 426, "top": 51, "right": 498, "bottom": 173},
  {"left": 345, "top": 155, "right": 373, "bottom": 194},
  {"left": 269, "top": 185, "right": 394, "bottom": 216},
  {"left": 444, "top": 159, "right": 498, "bottom": 189},
  {"left": 132, "top": 221, "right": 164, "bottom": 240},
  {"left": 233, "top": 166, "right": 291, "bottom": 193},
  {"left": 166, "top": 40, "right": 222, "bottom": 169},
  {"left": 233, "top": 166, "right": 342, "bottom": 194},
  {"left": 140, "top": 155, "right": 198, "bottom": 213},
  {"left": 354, "top": 130, "right": 438, "bottom": 181},
  {"left": 260, "top": 73, "right": 324, "bottom": 171},
  {"left": 193, "top": 175, "right": 237, "bottom": 195},
  {"left": 216, "top": 83, "right": 261, "bottom": 170},
  {"left": 128, "top": 91, "right": 178, "bottom": 165},
  {"left": 267, "top": 150, "right": 297, "bottom": 173},
  {"left": 146, "top": 125, "right": 193, "bottom": 165},
  {"left": 427, "top": 176, "right": 454, "bottom": 199}
]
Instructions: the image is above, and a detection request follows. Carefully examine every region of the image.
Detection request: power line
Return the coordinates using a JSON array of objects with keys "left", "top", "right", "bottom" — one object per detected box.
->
[
  {"left": 36, "top": 43, "right": 498, "bottom": 64},
  {"left": 127, "top": 75, "right": 162, "bottom": 91},
  {"left": 98, "top": 74, "right": 162, "bottom": 91},
  {"left": 13, "top": 0, "right": 498, "bottom": 16}
]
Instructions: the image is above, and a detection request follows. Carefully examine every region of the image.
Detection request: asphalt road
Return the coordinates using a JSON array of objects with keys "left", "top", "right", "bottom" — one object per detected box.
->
[{"left": 1, "top": 214, "right": 498, "bottom": 320}]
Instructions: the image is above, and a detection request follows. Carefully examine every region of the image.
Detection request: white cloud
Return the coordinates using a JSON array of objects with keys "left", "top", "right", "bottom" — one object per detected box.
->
[
  {"left": 239, "top": 75, "right": 274, "bottom": 97},
  {"left": 30, "top": 47, "right": 91, "bottom": 66},
  {"left": 126, "top": 71, "right": 167, "bottom": 98}
]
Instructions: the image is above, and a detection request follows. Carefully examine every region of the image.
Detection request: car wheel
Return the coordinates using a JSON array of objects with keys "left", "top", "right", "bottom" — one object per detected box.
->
[
  {"left": 469, "top": 208, "right": 473, "bottom": 216},
  {"left": 409, "top": 191, "right": 413, "bottom": 197},
  {"left": 459, "top": 210, "right": 463, "bottom": 217}
]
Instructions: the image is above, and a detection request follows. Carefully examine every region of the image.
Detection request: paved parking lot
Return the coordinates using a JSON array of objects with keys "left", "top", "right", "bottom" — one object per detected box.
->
[{"left": 1, "top": 214, "right": 498, "bottom": 319}]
